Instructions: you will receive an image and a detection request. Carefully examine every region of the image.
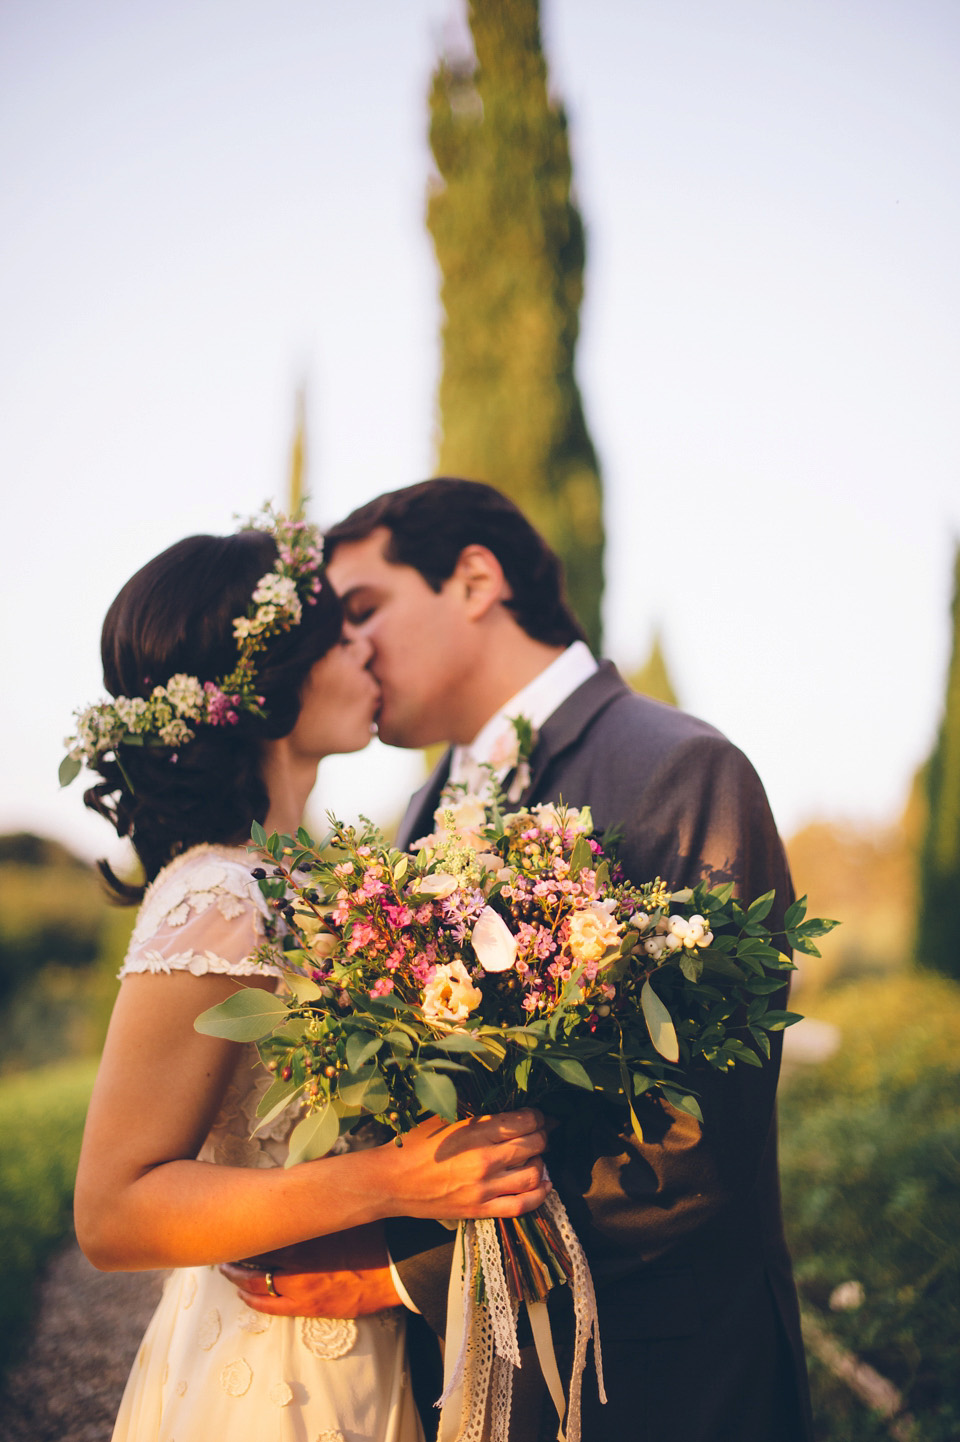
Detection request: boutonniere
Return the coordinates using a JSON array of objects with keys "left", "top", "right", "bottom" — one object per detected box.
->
[{"left": 500, "top": 714, "right": 537, "bottom": 803}]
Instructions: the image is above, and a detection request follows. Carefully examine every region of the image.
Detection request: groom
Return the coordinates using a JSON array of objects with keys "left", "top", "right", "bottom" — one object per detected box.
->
[{"left": 230, "top": 478, "right": 813, "bottom": 1442}]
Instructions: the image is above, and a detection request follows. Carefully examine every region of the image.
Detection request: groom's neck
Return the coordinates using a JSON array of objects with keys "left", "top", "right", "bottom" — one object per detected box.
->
[{"left": 448, "top": 632, "right": 566, "bottom": 745}]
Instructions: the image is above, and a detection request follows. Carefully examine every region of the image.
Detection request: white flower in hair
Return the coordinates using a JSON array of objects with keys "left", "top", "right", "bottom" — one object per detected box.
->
[{"left": 60, "top": 504, "right": 326, "bottom": 788}]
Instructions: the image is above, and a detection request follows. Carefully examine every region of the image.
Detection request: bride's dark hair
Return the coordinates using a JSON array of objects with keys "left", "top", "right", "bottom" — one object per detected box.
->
[{"left": 85, "top": 529, "right": 342, "bottom": 901}]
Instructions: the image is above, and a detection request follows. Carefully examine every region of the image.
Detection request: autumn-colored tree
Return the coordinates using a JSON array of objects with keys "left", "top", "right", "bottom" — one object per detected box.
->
[
  {"left": 428, "top": 0, "right": 604, "bottom": 648},
  {"left": 916, "top": 543, "right": 960, "bottom": 979}
]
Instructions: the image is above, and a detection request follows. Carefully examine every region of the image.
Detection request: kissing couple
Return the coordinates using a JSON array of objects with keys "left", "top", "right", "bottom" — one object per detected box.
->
[{"left": 71, "top": 478, "right": 812, "bottom": 1442}]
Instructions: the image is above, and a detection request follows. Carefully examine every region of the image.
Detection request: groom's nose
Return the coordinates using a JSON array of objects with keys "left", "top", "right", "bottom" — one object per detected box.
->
[{"left": 344, "top": 632, "right": 375, "bottom": 668}]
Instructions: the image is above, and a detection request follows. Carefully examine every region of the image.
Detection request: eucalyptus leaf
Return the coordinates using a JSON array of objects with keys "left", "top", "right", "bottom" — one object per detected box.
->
[
  {"left": 382, "top": 1029, "right": 414, "bottom": 1054},
  {"left": 339, "top": 1064, "right": 379, "bottom": 1107},
  {"left": 285, "top": 975, "right": 325, "bottom": 1004},
  {"left": 255, "top": 1074, "right": 303, "bottom": 1118},
  {"left": 284, "top": 1105, "right": 339, "bottom": 1167},
  {"left": 345, "top": 1032, "right": 382, "bottom": 1073},
  {"left": 629, "top": 1103, "right": 645, "bottom": 1144},
  {"left": 541, "top": 1055, "right": 594, "bottom": 1090},
  {"left": 194, "top": 988, "right": 288, "bottom": 1042},
  {"left": 414, "top": 1069, "right": 458, "bottom": 1121},
  {"left": 58, "top": 754, "right": 81, "bottom": 788},
  {"left": 253, "top": 1081, "right": 305, "bottom": 1134},
  {"left": 641, "top": 980, "right": 680, "bottom": 1063},
  {"left": 359, "top": 1073, "right": 390, "bottom": 1112}
]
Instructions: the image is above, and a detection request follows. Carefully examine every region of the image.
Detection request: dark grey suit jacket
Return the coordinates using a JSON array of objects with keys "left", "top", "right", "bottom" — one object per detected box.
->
[{"left": 389, "top": 663, "right": 813, "bottom": 1442}]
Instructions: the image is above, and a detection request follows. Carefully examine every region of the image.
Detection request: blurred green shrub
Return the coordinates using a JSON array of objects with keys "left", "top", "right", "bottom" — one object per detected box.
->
[
  {"left": 780, "top": 972, "right": 960, "bottom": 1440},
  {"left": 0, "top": 832, "right": 135, "bottom": 1073},
  {"left": 0, "top": 1060, "right": 96, "bottom": 1378}
]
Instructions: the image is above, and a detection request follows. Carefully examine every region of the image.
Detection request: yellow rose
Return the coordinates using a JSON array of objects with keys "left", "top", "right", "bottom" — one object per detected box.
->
[{"left": 567, "top": 901, "right": 622, "bottom": 962}]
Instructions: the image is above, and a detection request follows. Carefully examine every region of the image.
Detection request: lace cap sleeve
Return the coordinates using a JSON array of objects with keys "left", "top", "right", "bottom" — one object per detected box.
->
[{"left": 119, "top": 846, "right": 284, "bottom": 980}]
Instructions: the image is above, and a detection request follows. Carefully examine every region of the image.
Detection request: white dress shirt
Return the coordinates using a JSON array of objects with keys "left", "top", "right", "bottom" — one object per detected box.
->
[{"left": 448, "top": 640, "right": 599, "bottom": 788}]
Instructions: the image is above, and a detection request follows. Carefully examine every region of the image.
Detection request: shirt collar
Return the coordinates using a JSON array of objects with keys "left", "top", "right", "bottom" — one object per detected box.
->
[{"left": 449, "top": 640, "right": 598, "bottom": 784}]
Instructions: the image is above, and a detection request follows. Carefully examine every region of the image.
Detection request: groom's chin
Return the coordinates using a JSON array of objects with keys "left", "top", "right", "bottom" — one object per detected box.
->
[{"left": 375, "top": 712, "right": 440, "bottom": 753}]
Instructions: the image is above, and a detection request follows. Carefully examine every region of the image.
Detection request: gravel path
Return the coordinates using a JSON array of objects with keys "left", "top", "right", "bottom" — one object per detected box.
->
[{"left": 0, "top": 1236, "right": 164, "bottom": 1442}]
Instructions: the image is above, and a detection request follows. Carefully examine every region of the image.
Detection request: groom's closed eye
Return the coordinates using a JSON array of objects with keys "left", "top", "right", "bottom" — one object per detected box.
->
[{"left": 341, "top": 589, "right": 379, "bottom": 626}]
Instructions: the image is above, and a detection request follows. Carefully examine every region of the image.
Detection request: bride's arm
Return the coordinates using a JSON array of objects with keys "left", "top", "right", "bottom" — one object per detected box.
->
[{"left": 75, "top": 970, "right": 548, "bottom": 1273}]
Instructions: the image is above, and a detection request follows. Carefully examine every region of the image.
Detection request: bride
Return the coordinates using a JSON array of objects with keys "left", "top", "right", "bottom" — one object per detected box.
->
[{"left": 68, "top": 508, "right": 549, "bottom": 1442}]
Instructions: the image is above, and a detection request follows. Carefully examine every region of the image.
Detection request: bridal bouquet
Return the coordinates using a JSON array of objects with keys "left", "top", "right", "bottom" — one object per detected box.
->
[{"left": 197, "top": 790, "right": 834, "bottom": 1442}]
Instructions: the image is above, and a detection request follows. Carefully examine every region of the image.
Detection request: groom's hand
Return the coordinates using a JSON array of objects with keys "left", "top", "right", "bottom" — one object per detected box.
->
[{"left": 220, "top": 1223, "right": 401, "bottom": 1317}]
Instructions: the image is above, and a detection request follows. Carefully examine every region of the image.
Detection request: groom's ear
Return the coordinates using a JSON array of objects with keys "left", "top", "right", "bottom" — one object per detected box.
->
[{"left": 452, "top": 545, "right": 511, "bottom": 620}]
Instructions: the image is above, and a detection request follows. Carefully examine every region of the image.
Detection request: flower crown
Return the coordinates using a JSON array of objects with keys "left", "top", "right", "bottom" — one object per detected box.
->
[{"left": 59, "top": 505, "right": 325, "bottom": 788}]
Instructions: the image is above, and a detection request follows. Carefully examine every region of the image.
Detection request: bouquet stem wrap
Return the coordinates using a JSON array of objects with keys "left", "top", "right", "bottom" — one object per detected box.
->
[{"left": 438, "top": 1174, "right": 606, "bottom": 1442}]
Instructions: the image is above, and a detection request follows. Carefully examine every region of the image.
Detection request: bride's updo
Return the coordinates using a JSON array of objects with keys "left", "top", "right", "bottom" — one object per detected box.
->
[{"left": 86, "top": 528, "right": 342, "bottom": 898}]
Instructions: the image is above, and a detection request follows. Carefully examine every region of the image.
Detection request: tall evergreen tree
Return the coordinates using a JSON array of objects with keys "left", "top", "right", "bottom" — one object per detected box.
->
[
  {"left": 427, "top": 0, "right": 604, "bottom": 649},
  {"left": 288, "top": 384, "right": 307, "bottom": 518},
  {"left": 626, "top": 630, "right": 679, "bottom": 708},
  {"left": 916, "top": 542, "right": 960, "bottom": 979}
]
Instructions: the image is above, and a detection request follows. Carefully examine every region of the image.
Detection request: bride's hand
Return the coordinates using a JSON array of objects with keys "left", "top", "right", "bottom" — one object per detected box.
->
[
  {"left": 375, "top": 1109, "right": 550, "bottom": 1220},
  {"left": 220, "top": 1226, "right": 400, "bottom": 1317}
]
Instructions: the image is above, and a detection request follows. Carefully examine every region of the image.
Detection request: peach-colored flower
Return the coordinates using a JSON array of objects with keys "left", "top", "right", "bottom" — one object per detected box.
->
[
  {"left": 421, "top": 959, "right": 483, "bottom": 1025},
  {"left": 412, "top": 872, "right": 460, "bottom": 900},
  {"left": 567, "top": 901, "right": 623, "bottom": 963}
]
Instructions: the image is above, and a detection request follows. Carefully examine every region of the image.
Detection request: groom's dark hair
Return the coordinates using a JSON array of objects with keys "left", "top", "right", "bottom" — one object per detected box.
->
[{"left": 324, "top": 478, "right": 588, "bottom": 648}]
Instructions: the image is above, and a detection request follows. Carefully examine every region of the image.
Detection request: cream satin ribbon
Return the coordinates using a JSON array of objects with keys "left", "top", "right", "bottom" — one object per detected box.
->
[{"left": 436, "top": 1191, "right": 605, "bottom": 1442}]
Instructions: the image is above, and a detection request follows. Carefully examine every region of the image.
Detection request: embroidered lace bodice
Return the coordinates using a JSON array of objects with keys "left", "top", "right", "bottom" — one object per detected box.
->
[{"left": 120, "top": 844, "right": 282, "bottom": 981}]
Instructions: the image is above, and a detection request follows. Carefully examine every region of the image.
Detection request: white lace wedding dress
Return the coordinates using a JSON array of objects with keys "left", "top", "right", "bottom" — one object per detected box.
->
[{"left": 110, "top": 844, "right": 423, "bottom": 1442}]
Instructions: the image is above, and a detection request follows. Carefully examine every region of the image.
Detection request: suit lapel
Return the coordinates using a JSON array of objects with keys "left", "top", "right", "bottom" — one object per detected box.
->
[
  {"left": 396, "top": 663, "right": 628, "bottom": 845},
  {"left": 395, "top": 750, "right": 453, "bottom": 851},
  {"left": 520, "top": 660, "right": 628, "bottom": 804}
]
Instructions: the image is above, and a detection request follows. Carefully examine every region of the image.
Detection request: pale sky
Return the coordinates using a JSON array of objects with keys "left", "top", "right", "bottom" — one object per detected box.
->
[{"left": 1, "top": 0, "right": 958, "bottom": 870}]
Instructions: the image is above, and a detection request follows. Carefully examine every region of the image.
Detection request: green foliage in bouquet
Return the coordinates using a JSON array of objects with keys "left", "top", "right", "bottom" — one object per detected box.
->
[{"left": 196, "top": 802, "right": 835, "bottom": 1170}]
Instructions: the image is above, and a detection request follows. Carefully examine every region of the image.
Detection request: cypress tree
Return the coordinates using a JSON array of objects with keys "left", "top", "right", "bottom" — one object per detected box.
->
[
  {"left": 427, "top": 0, "right": 605, "bottom": 649},
  {"left": 626, "top": 630, "right": 679, "bottom": 708},
  {"left": 916, "top": 542, "right": 960, "bottom": 979}
]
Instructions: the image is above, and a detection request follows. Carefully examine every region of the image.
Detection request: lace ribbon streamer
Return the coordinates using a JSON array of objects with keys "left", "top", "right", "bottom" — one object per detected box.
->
[{"left": 437, "top": 1179, "right": 605, "bottom": 1442}]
